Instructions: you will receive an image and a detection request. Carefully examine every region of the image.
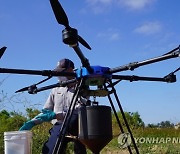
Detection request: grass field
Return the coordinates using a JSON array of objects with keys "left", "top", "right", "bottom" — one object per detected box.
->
[
  {"left": 100, "top": 128, "right": 180, "bottom": 154},
  {"left": 1, "top": 127, "right": 180, "bottom": 153},
  {"left": 1, "top": 119, "right": 180, "bottom": 154},
  {"left": 63, "top": 127, "right": 180, "bottom": 153}
]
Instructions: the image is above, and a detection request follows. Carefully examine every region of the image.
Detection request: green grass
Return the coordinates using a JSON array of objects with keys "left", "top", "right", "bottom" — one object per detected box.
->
[
  {"left": 1, "top": 109, "right": 179, "bottom": 153},
  {"left": 1, "top": 124, "right": 180, "bottom": 153},
  {"left": 100, "top": 128, "right": 180, "bottom": 154}
]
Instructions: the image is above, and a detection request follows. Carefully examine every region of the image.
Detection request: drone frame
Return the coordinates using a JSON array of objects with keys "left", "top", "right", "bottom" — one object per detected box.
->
[{"left": 0, "top": 0, "right": 180, "bottom": 153}]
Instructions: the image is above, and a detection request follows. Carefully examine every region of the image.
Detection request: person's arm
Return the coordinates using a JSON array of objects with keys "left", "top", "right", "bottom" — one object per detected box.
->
[
  {"left": 19, "top": 109, "right": 57, "bottom": 131},
  {"left": 19, "top": 116, "right": 43, "bottom": 131},
  {"left": 19, "top": 90, "right": 56, "bottom": 131}
]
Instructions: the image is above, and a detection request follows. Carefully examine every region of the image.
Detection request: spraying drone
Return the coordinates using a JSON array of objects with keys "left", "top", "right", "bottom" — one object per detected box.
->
[{"left": 0, "top": 0, "right": 180, "bottom": 153}]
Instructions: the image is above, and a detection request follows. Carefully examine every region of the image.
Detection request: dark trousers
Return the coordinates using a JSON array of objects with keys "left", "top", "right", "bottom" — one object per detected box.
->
[{"left": 42, "top": 117, "right": 86, "bottom": 154}]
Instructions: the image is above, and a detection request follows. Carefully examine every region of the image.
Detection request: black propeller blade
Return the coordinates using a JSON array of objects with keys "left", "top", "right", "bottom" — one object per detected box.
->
[
  {"left": 50, "top": 0, "right": 69, "bottom": 27},
  {"left": 78, "top": 35, "right": 91, "bottom": 50},
  {"left": 49, "top": 0, "right": 91, "bottom": 50},
  {"left": 0, "top": 46, "right": 7, "bottom": 59}
]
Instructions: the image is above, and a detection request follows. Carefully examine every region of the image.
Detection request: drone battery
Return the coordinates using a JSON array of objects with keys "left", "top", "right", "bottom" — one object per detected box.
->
[{"left": 78, "top": 105, "right": 112, "bottom": 153}]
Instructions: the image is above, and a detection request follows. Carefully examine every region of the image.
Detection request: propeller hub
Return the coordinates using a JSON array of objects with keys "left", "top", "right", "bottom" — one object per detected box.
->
[{"left": 62, "top": 28, "right": 78, "bottom": 46}]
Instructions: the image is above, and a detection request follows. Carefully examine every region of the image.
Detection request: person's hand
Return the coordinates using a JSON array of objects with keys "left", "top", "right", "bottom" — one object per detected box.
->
[
  {"left": 19, "top": 109, "right": 56, "bottom": 131},
  {"left": 19, "top": 120, "right": 35, "bottom": 131},
  {"left": 35, "top": 109, "right": 56, "bottom": 122}
]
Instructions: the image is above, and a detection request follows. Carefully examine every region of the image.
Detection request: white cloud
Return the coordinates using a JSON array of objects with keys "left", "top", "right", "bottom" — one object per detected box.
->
[
  {"left": 90, "top": 6, "right": 106, "bottom": 14},
  {"left": 85, "top": 0, "right": 113, "bottom": 14},
  {"left": 85, "top": 0, "right": 156, "bottom": 13},
  {"left": 86, "top": 0, "right": 113, "bottom": 5},
  {"left": 117, "top": 0, "right": 156, "bottom": 10},
  {"left": 134, "top": 22, "right": 162, "bottom": 35},
  {"left": 97, "top": 29, "right": 120, "bottom": 41},
  {"left": 110, "top": 33, "right": 120, "bottom": 40}
]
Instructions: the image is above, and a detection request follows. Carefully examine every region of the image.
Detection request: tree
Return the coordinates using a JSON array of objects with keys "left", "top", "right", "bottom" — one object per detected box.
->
[
  {"left": 158, "top": 120, "right": 174, "bottom": 128},
  {"left": 147, "top": 123, "right": 158, "bottom": 128},
  {"left": 0, "top": 110, "right": 26, "bottom": 132},
  {"left": 26, "top": 108, "right": 40, "bottom": 119},
  {"left": 130, "top": 112, "right": 145, "bottom": 128},
  {"left": 112, "top": 111, "right": 145, "bottom": 131}
]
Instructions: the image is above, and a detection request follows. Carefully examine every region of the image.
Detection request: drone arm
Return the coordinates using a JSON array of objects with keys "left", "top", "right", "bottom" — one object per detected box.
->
[
  {"left": 109, "top": 46, "right": 180, "bottom": 73},
  {"left": 28, "top": 83, "right": 60, "bottom": 94},
  {"left": 0, "top": 68, "right": 76, "bottom": 77},
  {"left": 28, "top": 78, "right": 77, "bottom": 94},
  {"left": 0, "top": 68, "right": 45, "bottom": 75},
  {"left": 112, "top": 74, "right": 176, "bottom": 83},
  {"left": 134, "top": 49, "right": 179, "bottom": 68},
  {"left": 73, "top": 46, "right": 93, "bottom": 73}
]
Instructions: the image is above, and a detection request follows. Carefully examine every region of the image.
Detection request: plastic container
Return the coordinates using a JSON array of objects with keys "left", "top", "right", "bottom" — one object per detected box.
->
[{"left": 4, "top": 131, "right": 32, "bottom": 154}]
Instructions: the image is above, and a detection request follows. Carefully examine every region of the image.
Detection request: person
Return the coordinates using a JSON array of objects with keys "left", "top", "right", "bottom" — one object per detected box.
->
[{"left": 19, "top": 58, "right": 87, "bottom": 154}]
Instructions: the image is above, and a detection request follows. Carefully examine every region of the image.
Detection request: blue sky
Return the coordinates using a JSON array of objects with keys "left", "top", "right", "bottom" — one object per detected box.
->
[{"left": 0, "top": 0, "right": 179, "bottom": 125}]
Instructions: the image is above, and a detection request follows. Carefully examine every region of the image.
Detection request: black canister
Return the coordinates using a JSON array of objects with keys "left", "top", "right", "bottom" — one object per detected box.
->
[{"left": 78, "top": 105, "right": 112, "bottom": 154}]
